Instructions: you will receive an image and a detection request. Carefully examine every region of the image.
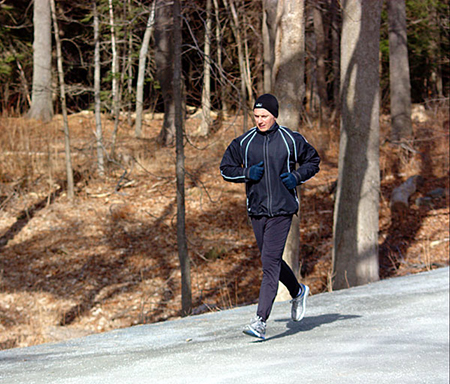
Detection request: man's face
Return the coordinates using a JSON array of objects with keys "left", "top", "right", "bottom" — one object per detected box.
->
[{"left": 254, "top": 108, "right": 276, "bottom": 132}]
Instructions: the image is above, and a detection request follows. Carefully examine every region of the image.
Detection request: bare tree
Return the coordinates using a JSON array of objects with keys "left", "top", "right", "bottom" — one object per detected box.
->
[
  {"left": 50, "top": 0, "right": 74, "bottom": 199},
  {"left": 242, "top": 14, "right": 254, "bottom": 108},
  {"left": 330, "top": 0, "right": 341, "bottom": 120},
  {"left": 126, "top": 0, "right": 134, "bottom": 127},
  {"left": 224, "top": 0, "right": 250, "bottom": 131},
  {"left": 199, "top": 0, "right": 213, "bottom": 136},
  {"left": 262, "top": 0, "right": 278, "bottom": 93},
  {"left": 135, "top": 1, "right": 156, "bottom": 138},
  {"left": 387, "top": 0, "right": 412, "bottom": 141},
  {"left": 213, "top": 0, "right": 228, "bottom": 116},
  {"left": 174, "top": 0, "right": 192, "bottom": 316},
  {"left": 28, "top": 0, "right": 53, "bottom": 122},
  {"left": 428, "top": 3, "right": 444, "bottom": 99},
  {"left": 312, "top": 0, "right": 329, "bottom": 124},
  {"left": 305, "top": 5, "right": 320, "bottom": 117},
  {"left": 94, "top": 2, "right": 104, "bottom": 177},
  {"left": 272, "top": 0, "right": 306, "bottom": 300},
  {"left": 155, "top": 0, "right": 175, "bottom": 146},
  {"left": 332, "top": 0, "right": 382, "bottom": 290},
  {"left": 109, "top": 0, "right": 120, "bottom": 156}
]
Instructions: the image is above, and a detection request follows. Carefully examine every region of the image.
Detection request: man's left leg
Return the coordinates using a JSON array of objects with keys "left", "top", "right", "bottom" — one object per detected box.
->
[{"left": 279, "top": 257, "right": 310, "bottom": 322}]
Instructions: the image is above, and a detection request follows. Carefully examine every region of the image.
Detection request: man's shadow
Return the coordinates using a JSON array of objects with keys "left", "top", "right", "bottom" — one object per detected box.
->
[{"left": 261, "top": 313, "right": 361, "bottom": 342}]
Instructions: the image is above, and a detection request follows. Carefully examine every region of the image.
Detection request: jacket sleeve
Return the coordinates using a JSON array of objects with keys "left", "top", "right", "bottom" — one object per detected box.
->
[
  {"left": 291, "top": 134, "right": 320, "bottom": 184},
  {"left": 220, "top": 139, "right": 249, "bottom": 183}
]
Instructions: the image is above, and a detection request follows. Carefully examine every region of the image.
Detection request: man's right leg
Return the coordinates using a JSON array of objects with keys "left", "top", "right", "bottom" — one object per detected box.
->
[{"left": 251, "top": 215, "right": 292, "bottom": 322}]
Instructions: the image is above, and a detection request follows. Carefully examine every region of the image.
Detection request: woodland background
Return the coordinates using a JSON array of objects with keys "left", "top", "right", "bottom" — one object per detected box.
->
[{"left": 0, "top": 0, "right": 449, "bottom": 350}]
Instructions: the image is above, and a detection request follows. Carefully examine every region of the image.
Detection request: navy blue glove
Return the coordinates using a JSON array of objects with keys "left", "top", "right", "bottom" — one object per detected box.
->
[
  {"left": 280, "top": 172, "right": 297, "bottom": 189},
  {"left": 248, "top": 161, "right": 264, "bottom": 181}
]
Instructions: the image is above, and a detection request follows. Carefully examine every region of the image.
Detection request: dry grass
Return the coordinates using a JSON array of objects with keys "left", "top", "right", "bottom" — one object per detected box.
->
[{"left": 0, "top": 106, "right": 448, "bottom": 350}]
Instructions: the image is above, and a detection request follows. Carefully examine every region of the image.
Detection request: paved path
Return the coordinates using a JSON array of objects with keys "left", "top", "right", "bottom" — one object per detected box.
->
[{"left": 1, "top": 267, "right": 449, "bottom": 384}]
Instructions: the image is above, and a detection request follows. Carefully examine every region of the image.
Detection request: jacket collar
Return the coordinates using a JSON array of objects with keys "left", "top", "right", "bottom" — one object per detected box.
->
[{"left": 257, "top": 122, "right": 279, "bottom": 135}]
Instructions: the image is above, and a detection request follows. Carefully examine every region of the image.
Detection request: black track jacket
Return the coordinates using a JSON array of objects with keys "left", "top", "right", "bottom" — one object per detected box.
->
[{"left": 220, "top": 123, "right": 320, "bottom": 217}]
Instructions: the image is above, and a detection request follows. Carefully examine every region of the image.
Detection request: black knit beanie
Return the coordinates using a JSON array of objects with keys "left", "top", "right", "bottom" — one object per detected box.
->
[{"left": 253, "top": 94, "right": 279, "bottom": 118}]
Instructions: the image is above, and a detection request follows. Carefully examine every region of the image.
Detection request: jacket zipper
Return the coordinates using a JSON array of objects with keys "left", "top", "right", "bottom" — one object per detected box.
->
[{"left": 263, "top": 135, "right": 273, "bottom": 216}]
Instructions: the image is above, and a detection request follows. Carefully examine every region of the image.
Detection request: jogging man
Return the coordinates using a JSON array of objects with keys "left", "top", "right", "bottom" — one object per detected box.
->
[{"left": 220, "top": 94, "right": 320, "bottom": 339}]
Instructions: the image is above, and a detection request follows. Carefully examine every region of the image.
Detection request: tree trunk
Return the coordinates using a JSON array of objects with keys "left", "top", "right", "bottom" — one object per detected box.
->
[
  {"left": 155, "top": 0, "right": 175, "bottom": 146},
  {"left": 305, "top": 5, "right": 319, "bottom": 117},
  {"left": 273, "top": 0, "right": 306, "bottom": 301},
  {"left": 312, "top": 1, "right": 329, "bottom": 124},
  {"left": 126, "top": 0, "right": 133, "bottom": 127},
  {"left": 173, "top": 0, "right": 192, "bottom": 316},
  {"left": 11, "top": 46, "right": 31, "bottom": 109},
  {"left": 332, "top": 0, "right": 382, "bottom": 290},
  {"left": 213, "top": 0, "right": 228, "bottom": 116},
  {"left": 387, "top": 0, "right": 412, "bottom": 141},
  {"left": 50, "top": 0, "right": 74, "bottom": 199},
  {"left": 262, "top": 0, "right": 278, "bottom": 93},
  {"left": 93, "top": 2, "right": 104, "bottom": 177},
  {"left": 109, "top": 0, "right": 120, "bottom": 156},
  {"left": 28, "top": 0, "right": 53, "bottom": 122},
  {"left": 225, "top": 0, "right": 249, "bottom": 132},
  {"left": 135, "top": 2, "right": 156, "bottom": 138},
  {"left": 429, "top": 4, "right": 444, "bottom": 99},
  {"left": 330, "top": 0, "right": 341, "bottom": 121},
  {"left": 243, "top": 17, "right": 254, "bottom": 108},
  {"left": 199, "top": 0, "right": 212, "bottom": 136}
]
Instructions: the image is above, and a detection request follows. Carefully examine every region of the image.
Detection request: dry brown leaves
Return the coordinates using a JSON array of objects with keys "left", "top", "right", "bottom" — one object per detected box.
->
[{"left": 0, "top": 110, "right": 448, "bottom": 350}]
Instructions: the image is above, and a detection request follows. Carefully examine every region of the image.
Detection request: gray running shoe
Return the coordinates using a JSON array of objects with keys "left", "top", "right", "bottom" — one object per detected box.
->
[
  {"left": 243, "top": 316, "right": 266, "bottom": 340},
  {"left": 291, "top": 284, "right": 310, "bottom": 322}
]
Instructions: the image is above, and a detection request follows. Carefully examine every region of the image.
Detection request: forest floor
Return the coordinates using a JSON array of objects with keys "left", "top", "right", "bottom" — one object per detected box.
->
[{"left": 0, "top": 106, "right": 449, "bottom": 350}]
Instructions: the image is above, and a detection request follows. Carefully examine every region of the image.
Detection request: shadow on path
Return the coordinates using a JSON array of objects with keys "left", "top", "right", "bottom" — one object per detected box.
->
[{"left": 263, "top": 313, "right": 361, "bottom": 342}]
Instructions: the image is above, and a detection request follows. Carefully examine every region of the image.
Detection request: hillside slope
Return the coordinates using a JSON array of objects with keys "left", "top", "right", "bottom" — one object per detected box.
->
[{"left": 0, "top": 109, "right": 448, "bottom": 349}]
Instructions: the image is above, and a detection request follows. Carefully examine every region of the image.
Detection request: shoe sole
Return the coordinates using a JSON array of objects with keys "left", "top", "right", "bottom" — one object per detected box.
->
[{"left": 243, "top": 327, "right": 265, "bottom": 340}]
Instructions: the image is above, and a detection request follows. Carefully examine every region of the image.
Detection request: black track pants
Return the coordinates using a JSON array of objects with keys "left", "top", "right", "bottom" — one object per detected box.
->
[{"left": 251, "top": 215, "right": 300, "bottom": 322}]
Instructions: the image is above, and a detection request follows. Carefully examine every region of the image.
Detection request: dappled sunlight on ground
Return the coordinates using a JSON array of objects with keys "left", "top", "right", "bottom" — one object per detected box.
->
[{"left": 0, "top": 109, "right": 448, "bottom": 349}]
